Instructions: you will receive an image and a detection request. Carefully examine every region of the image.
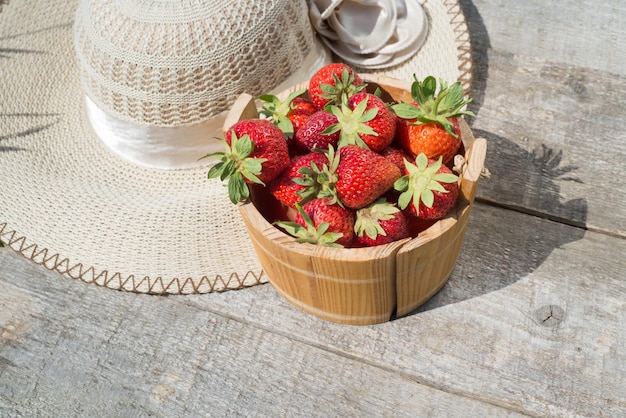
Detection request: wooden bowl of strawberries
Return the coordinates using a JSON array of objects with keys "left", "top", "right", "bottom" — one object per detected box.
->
[{"left": 209, "top": 63, "right": 487, "bottom": 325}]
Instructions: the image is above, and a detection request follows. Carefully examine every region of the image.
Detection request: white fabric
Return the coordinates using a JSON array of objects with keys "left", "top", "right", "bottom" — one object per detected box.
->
[
  {"left": 268, "top": 37, "right": 333, "bottom": 95},
  {"left": 85, "top": 96, "right": 224, "bottom": 169},
  {"left": 309, "top": 0, "right": 428, "bottom": 69},
  {"left": 85, "top": 39, "right": 332, "bottom": 170},
  {"left": 74, "top": 0, "right": 327, "bottom": 128}
]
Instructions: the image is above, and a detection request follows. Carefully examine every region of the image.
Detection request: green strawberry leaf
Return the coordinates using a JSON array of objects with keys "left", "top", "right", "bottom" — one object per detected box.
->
[
  {"left": 325, "top": 98, "right": 378, "bottom": 150},
  {"left": 354, "top": 199, "right": 398, "bottom": 239},
  {"left": 397, "top": 189, "right": 413, "bottom": 211},
  {"left": 434, "top": 173, "right": 460, "bottom": 183},
  {"left": 391, "top": 102, "right": 421, "bottom": 120},
  {"left": 227, "top": 171, "right": 249, "bottom": 204},
  {"left": 259, "top": 89, "right": 306, "bottom": 138},
  {"left": 274, "top": 221, "right": 305, "bottom": 237},
  {"left": 419, "top": 188, "right": 435, "bottom": 208},
  {"left": 274, "top": 204, "right": 344, "bottom": 247},
  {"left": 275, "top": 115, "right": 294, "bottom": 137},
  {"left": 319, "top": 68, "right": 366, "bottom": 109},
  {"left": 393, "top": 153, "right": 458, "bottom": 210},
  {"left": 207, "top": 160, "right": 228, "bottom": 181},
  {"left": 411, "top": 75, "right": 437, "bottom": 104},
  {"left": 395, "top": 75, "right": 476, "bottom": 137},
  {"left": 259, "top": 89, "right": 306, "bottom": 117},
  {"left": 232, "top": 133, "right": 254, "bottom": 157},
  {"left": 204, "top": 132, "right": 269, "bottom": 204}
]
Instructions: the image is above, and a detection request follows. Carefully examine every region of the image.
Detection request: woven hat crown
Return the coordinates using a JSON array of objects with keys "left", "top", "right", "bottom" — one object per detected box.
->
[{"left": 74, "top": 0, "right": 318, "bottom": 127}]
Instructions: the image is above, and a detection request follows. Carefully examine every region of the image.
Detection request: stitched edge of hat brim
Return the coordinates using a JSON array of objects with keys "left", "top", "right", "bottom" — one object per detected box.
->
[{"left": 0, "top": 0, "right": 473, "bottom": 294}]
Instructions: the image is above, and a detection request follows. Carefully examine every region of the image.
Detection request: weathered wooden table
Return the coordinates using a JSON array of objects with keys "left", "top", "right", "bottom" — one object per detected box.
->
[{"left": 2, "top": 1, "right": 625, "bottom": 416}]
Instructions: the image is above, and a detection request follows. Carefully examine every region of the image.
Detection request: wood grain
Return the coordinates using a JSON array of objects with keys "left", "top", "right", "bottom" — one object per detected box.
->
[
  {"left": 463, "top": 0, "right": 625, "bottom": 75},
  {"left": 188, "top": 202, "right": 626, "bottom": 417},
  {"left": 1, "top": 0, "right": 625, "bottom": 416},
  {"left": 468, "top": 52, "right": 626, "bottom": 237},
  {"left": 0, "top": 247, "right": 525, "bottom": 417}
]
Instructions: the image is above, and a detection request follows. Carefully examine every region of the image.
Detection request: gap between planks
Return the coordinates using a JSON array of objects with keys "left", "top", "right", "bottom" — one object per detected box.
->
[
  {"left": 475, "top": 196, "right": 625, "bottom": 240},
  {"left": 176, "top": 295, "right": 538, "bottom": 417}
]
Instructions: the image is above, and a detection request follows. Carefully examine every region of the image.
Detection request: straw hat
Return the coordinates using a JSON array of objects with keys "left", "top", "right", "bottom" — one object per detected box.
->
[{"left": 0, "top": 0, "right": 472, "bottom": 294}]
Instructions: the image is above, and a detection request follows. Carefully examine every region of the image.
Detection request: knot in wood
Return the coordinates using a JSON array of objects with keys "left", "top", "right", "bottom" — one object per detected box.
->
[{"left": 534, "top": 305, "right": 565, "bottom": 328}]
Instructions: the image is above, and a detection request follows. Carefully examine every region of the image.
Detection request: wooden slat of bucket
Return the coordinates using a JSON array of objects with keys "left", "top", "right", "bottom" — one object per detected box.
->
[
  {"left": 394, "top": 202, "right": 472, "bottom": 317},
  {"left": 395, "top": 136, "right": 487, "bottom": 317},
  {"left": 222, "top": 92, "right": 259, "bottom": 132},
  {"left": 361, "top": 74, "right": 413, "bottom": 103},
  {"left": 238, "top": 198, "right": 408, "bottom": 325}
]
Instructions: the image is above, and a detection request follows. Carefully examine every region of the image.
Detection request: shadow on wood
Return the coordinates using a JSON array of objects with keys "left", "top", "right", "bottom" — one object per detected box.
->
[
  {"left": 459, "top": 0, "right": 490, "bottom": 118},
  {"left": 409, "top": 130, "right": 587, "bottom": 314}
]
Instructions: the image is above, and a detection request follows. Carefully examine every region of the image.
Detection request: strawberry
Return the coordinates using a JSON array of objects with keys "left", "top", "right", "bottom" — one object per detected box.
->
[
  {"left": 268, "top": 151, "right": 328, "bottom": 207},
  {"left": 395, "top": 117, "right": 462, "bottom": 165},
  {"left": 288, "top": 97, "right": 318, "bottom": 134},
  {"left": 308, "top": 63, "right": 365, "bottom": 109},
  {"left": 354, "top": 199, "right": 410, "bottom": 247},
  {"left": 380, "top": 146, "right": 411, "bottom": 175},
  {"left": 307, "top": 145, "right": 401, "bottom": 210},
  {"left": 347, "top": 92, "right": 397, "bottom": 151},
  {"left": 392, "top": 76, "right": 473, "bottom": 164},
  {"left": 276, "top": 199, "right": 355, "bottom": 247},
  {"left": 294, "top": 110, "right": 340, "bottom": 153},
  {"left": 323, "top": 92, "right": 396, "bottom": 153},
  {"left": 205, "top": 119, "right": 290, "bottom": 204},
  {"left": 259, "top": 89, "right": 316, "bottom": 141},
  {"left": 394, "top": 153, "right": 459, "bottom": 220},
  {"left": 335, "top": 145, "right": 401, "bottom": 209}
]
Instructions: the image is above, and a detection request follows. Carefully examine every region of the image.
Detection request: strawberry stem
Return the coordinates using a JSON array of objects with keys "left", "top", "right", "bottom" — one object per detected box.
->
[
  {"left": 323, "top": 96, "right": 378, "bottom": 150},
  {"left": 259, "top": 88, "right": 307, "bottom": 138},
  {"left": 394, "top": 153, "right": 458, "bottom": 210},
  {"left": 274, "top": 204, "right": 344, "bottom": 247},
  {"left": 354, "top": 199, "right": 398, "bottom": 240},
  {"left": 319, "top": 68, "right": 366, "bottom": 109},
  {"left": 204, "top": 132, "right": 267, "bottom": 204},
  {"left": 391, "top": 76, "right": 474, "bottom": 138}
]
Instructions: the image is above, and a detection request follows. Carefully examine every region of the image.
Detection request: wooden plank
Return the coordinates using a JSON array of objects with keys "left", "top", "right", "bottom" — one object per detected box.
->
[
  {"left": 0, "top": 247, "right": 525, "bottom": 417},
  {"left": 188, "top": 202, "right": 626, "bottom": 417},
  {"left": 0, "top": 1, "right": 623, "bottom": 418},
  {"left": 467, "top": 51, "right": 626, "bottom": 237},
  {"left": 461, "top": 0, "right": 626, "bottom": 75},
  {"left": 459, "top": 0, "right": 626, "bottom": 236}
]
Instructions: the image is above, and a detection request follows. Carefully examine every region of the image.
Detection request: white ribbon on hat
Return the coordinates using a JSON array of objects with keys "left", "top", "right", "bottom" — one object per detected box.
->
[
  {"left": 84, "top": 42, "right": 332, "bottom": 170},
  {"left": 309, "top": 0, "right": 428, "bottom": 69},
  {"left": 84, "top": 96, "right": 226, "bottom": 170}
]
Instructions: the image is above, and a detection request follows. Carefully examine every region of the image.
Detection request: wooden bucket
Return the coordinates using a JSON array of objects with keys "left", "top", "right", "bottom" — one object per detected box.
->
[{"left": 229, "top": 75, "right": 487, "bottom": 325}]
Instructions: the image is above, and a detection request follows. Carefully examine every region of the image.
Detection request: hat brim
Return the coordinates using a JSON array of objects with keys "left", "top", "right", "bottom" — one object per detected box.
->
[{"left": 0, "top": 0, "right": 472, "bottom": 294}]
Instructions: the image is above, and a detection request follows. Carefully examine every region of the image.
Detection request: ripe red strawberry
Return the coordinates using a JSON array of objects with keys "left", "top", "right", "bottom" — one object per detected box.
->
[
  {"left": 307, "top": 145, "right": 401, "bottom": 210},
  {"left": 322, "top": 92, "right": 396, "bottom": 152},
  {"left": 394, "top": 153, "right": 459, "bottom": 220},
  {"left": 308, "top": 63, "right": 365, "bottom": 109},
  {"left": 294, "top": 110, "right": 340, "bottom": 152},
  {"left": 288, "top": 97, "right": 318, "bottom": 134},
  {"left": 392, "top": 76, "right": 473, "bottom": 164},
  {"left": 395, "top": 116, "right": 462, "bottom": 165},
  {"left": 276, "top": 198, "right": 355, "bottom": 247},
  {"left": 380, "top": 146, "right": 411, "bottom": 175},
  {"left": 259, "top": 89, "right": 316, "bottom": 144},
  {"left": 336, "top": 146, "right": 401, "bottom": 209},
  {"left": 268, "top": 152, "right": 328, "bottom": 207},
  {"left": 338, "top": 92, "right": 397, "bottom": 152},
  {"left": 354, "top": 199, "right": 410, "bottom": 247},
  {"left": 205, "top": 119, "right": 290, "bottom": 203},
  {"left": 296, "top": 198, "right": 355, "bottom": 247}
]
